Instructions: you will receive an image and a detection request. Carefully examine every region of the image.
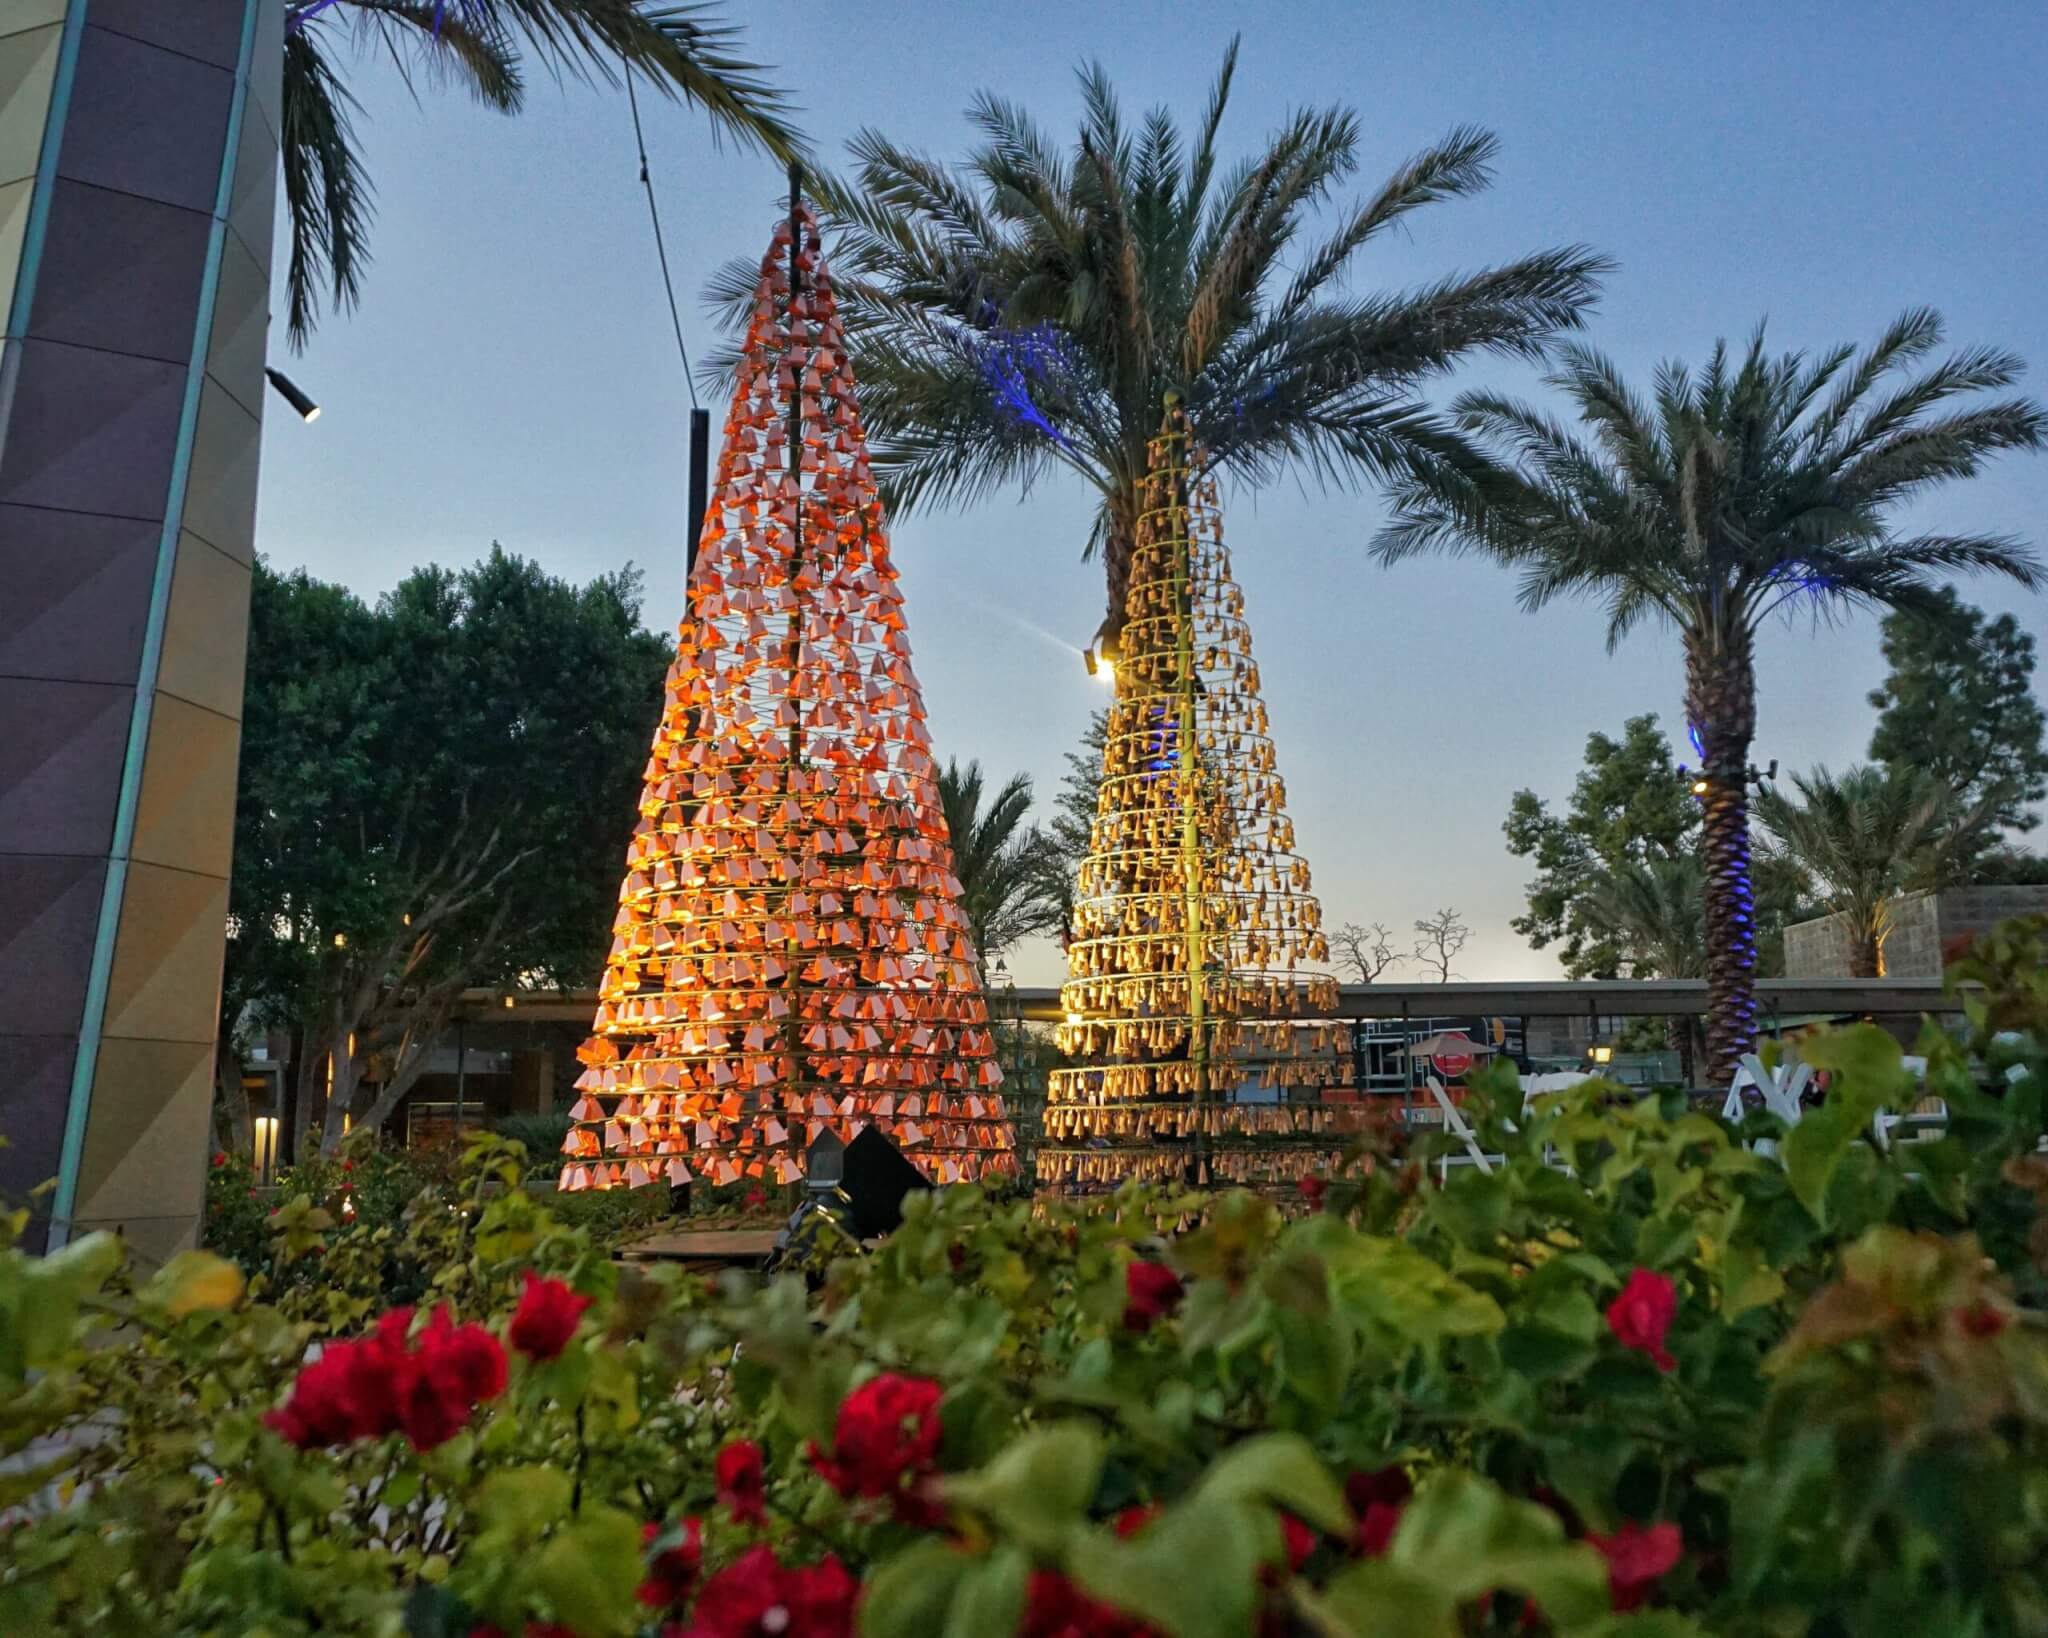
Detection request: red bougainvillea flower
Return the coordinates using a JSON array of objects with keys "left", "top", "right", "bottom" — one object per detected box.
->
[
  {"left": 808, "top": 1374, "right": 944, "bottom": 1517},
  {"left": 1113, "top": 1504, "right": 1161, "bottom": 1538},
  {"left": 1586, "top": 1520, "right": 1683, "bottom": 1611},
  {"left": 638, "top": 1516, "right": 704, "bottom": 1608},
  {"left": 268, "top": 1305, "right": 505, "bottom": 1454},
  {"left": 681, "top": 1545, "right": 858, "bottom": 1638},
  {"left": 1957, "top": 1301, "right": 2008, "bottom": 1338},
  {"left": 1279, "top": 1513, "right": 1317, "bottom": 1573},
  {"left": 211, "top": 1151, "right": 228, "bottom": 1168},
  {"left": 1019, "top": 1570, "right": 1156, "bottom": 1638},
  {"left": 508, "top": 1273, "right": 592, "bottom": 1363},
  {"left": 744, "top": 1186, "right": 768, "bottom": 1210},
  {"left": 717, "top": 1439, "right": 769, "bottom": 1525},
  {"left": 395, "top": 1306, "right": 507, "bottom": 1451},
  {"left": 264, "top": 1308, "right": 412, "bottom": 1448},
  {"left": 1122, "top": 1262, "right": 1185, "bottom": 1333},
  {"left": 1605, "top": 1269, "right": 1678, "bottom": 1372},
  {"left": 1297, "top": 1175, "right": 1327, "bottom": 1208},
  {"left": 1346, "top": 1466, "right": 1413, "bottom": 1558}
]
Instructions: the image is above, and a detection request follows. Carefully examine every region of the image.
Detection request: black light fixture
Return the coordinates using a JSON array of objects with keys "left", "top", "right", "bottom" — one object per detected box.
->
[
  {"left": 1081, "top": 621, "right": 1120, "bottom": 682},
  {"left": 265, "top": 366, "right": 320, "bottom": 422}
]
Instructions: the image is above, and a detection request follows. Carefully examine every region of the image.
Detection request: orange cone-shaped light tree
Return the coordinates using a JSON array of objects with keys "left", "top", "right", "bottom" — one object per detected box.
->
[
  {"left": 1041, "top": 399, "right": 1347, "bottom": 1188},
  {"left": 560, "top": 181, "right": 1013, "bottom": 1194}
]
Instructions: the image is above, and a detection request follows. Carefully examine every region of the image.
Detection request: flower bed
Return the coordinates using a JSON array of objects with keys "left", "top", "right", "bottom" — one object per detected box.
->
[{"left": 4, "top": 921, "right": 2047, "bottom": 1636}]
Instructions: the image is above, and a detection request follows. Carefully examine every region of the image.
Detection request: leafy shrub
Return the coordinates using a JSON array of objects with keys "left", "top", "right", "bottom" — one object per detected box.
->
[{"left": 5, "top": 922, "right": 2047, "bottom": 1637}]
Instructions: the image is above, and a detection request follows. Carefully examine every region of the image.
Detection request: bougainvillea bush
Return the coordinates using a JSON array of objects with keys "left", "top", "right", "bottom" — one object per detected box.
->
[{"left": 4, "top": 919, "right": 2048, "bottom": 1638}]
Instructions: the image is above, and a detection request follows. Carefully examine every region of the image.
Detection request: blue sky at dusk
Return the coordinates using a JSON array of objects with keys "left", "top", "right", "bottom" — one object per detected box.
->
[{"left": 258, "top": 1, "right": 2048, "bottom": 986}]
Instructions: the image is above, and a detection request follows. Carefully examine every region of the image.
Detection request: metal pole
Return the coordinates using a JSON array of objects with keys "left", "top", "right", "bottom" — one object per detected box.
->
[
  {"left": 454, "top": 1014, "right": 467, "bottom": 1137},
  {"left": 685, "top": 406, "right": 710, "bottom": 580}
]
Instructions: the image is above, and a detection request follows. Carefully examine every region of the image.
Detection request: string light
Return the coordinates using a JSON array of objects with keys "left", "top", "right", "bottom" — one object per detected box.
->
[
  {"left": 1041, "top": 399, "right": 1347, "bottom": 1189},
  {"left": 562, "top": 188, "right": 1013, "bottom": 1194}
]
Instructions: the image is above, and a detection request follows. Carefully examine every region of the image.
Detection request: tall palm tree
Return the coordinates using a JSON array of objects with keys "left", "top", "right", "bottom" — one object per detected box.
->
[
  {"left": 937, "top": 760, "right": 1067, "bottom": 977},
  {"left": 1372, "top": 312, "right": 2045, "bottom": 1080},
  {"left": 282, "top": 1, "right": 800, "bottom": 344},
  {"left": 1756, "top": 765, "right": 2002, "bottom": 977},
  {"left": 1583, "top": 854, "right": 1704, "bottom": 1082},
  {"left": 708, "top": 41, "right": 1607, "bottom": 647}
]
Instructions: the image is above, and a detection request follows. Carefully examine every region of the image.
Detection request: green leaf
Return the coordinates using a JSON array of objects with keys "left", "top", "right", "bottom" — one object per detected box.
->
[
  {"left": 861, "top": 1540, "right": 970, "bottom": 1638},
  {"left": 1068, "top": 1494, "right": 1262, "bottom": 1638},
  {"left": 1387, "top": 1472, "right": 1608, "bottom": 1624},
  {"left": 1197, "top": 1433, "right": 1352, "bottom": 1536},
  {"left": 532, "top": 1507, "right": 642, "bottom": 1638},
  {"left": 945, "top": 1543, "right": 1028, "bottom": 1638},
  {"left": 146, "top": 1249, "right": 245, "bottom": 1318},
  {"left": 475, "top": 1466, "right": 573, "bottom": 1537},
  {"left": 1311, "top": 1559, "right": 1458, "bottom": 1638},
  {"left": 1718, "top": 1241, "right": 1785, "bottom": 1320},
  {"left": 945, "top": 1423, "right": 1103, "bottom": 1551}
]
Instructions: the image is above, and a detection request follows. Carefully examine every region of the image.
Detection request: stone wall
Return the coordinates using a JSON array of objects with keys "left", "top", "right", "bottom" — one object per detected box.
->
[{"left": 1783, "top": 886, "right": 2048, "bottom": 978}]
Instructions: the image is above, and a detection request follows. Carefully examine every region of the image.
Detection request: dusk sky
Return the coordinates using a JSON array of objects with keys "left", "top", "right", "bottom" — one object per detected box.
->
[{"left": 257, "top": 1, "right": 2048, "bottom": 988}]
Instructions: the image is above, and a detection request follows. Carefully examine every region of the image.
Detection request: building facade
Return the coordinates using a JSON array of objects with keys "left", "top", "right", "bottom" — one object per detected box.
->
[{"left": 1784, "top": 886, "right": 2048, "bottom": 980}]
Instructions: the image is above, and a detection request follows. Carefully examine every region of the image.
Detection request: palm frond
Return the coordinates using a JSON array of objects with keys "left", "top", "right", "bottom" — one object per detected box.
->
[{"left": 281, "top": 29, "right": 375, "bottom": 349}]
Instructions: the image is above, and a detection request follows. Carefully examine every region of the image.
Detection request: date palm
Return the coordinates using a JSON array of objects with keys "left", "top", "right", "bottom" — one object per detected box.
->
[
  {"left": 1373, "top": 312, "right": 2045, "bottom": 1080},
  {"left": 1756, "top": 764, "right": 2001, "bottom": 978},
  {"left": 938, "top": 760, "right": 1067, "bottom": 977},
  {"left": 712, "top": 41, "right": 1607, "bottom": 646},
  {"left": 282, "top": 1, "right": 799, "bottom": 345}
]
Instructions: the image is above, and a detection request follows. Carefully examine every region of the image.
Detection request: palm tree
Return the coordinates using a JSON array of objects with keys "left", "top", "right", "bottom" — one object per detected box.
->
[
  {"left": 1756, "top": 765, "right": 2002, "bottom": 978},
  {"left": 937, "top": 760, "right": 1067, "bottom": 977},
  {"left": 712, "top": 41, "right": 1607, "bottom": 647},
  {"left": 282, "top": 1, "right": 800, "bottom": 344},
  {"left": 1583, "top": 855, "right": 1704, "bottom": 1082},
  {"left": 1372, "top": 312, "right": 2045, "bottom": 1080}
]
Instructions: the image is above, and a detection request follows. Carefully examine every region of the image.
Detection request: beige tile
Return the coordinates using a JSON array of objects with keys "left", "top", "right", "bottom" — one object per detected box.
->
[
  {"left": 101, "top": 859, "right": 227, "bottom": 1045},
  {"left": 179, "top": 377, "right": 260, "bottom": 562},
  {"left": 0, "top": 24, "right": 61, "bottom": 188},
  {"left": 129, "top": 690, "right": 241, "bottom": 878},
  {"left": 0, "top": 2, "right": 69, "bottom": 42},
  {"left": 71, "top": 1034, "right": 211, "bottom": 1264},
  {"left": 156, "top": 532, "right": 250, "bottom": 721}
]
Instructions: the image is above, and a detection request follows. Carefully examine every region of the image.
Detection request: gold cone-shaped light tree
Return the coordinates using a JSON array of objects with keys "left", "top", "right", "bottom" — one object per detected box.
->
[
  {"left": 1042, "top": 399, "right": 1347, "bottom": 1187},
  {"left": 560, "top": 184, "right": 1013, "bottom": 1194}
]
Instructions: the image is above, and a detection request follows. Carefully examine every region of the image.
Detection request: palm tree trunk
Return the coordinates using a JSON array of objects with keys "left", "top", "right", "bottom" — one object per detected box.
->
[
  {"left": 1666, "top": 1015, "right": 1696, "bottom": 1088},
  {"left": 1685, "top": 625, "right": 1759, "bottom": 1086},
  {"left": 1100, "top": 489, "right": 1140, "bottom": 647}
]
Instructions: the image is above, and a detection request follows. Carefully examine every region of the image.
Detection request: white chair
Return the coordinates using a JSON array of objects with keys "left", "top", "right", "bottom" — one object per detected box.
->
[{"left": 1424, "top": 1076, "right": 1503, "bottom": 1179}]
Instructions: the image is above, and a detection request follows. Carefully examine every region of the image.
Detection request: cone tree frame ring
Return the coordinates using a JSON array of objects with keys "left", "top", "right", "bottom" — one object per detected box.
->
[
  {"left": 1042, "top": 398, "right": 1346, "bottom": 1187},
  {"left": 562, "top": 174, "right": 1013, "bottom": 1193}
]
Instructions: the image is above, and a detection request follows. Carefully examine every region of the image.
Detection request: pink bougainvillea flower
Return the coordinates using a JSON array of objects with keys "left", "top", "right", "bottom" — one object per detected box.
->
[
  {"left": 716, "top": 1439, "right": 768, "bottom": 1525},
  {"left": 681, "top": 1544, "right": 858, "bottom": 1638},
  {"left": 1605, "top": 1269, "right": 1678, "bottom": 1372},
  {"left": 638, "top": 1515, "right": 704, "bottom": 1608},
  {"left": 508, "top": 1272, "right": 591, "bottom": 1363},
  {"left": 1297, "top": 1175, "right": 1327, "bottom": 1208},
  {"left": 1122, "top": 1262, "right": 1185, "bottom": 1333},
  {"left": 807, "top": 1374, "right": 944, "bottom": 1518},
  {"left": 1346, "top": 1465, "right": 1413, "bottom": 1558},
  {"left": 1586, "top": 1520, "right": 1683, "bottom": 1611}
]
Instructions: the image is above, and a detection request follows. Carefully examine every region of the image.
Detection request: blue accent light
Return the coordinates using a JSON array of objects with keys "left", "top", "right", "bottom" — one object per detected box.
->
[{"left": 967, "top": 323, "right": 1077, "bottom": 448}]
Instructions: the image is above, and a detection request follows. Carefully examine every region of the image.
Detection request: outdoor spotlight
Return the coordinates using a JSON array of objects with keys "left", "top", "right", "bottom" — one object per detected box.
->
[
  {"left": 1081, "top": 645, "right": 1098, "bottom": 677},
  {"left": 502, "top": 995, "right": 515, "bottom": 1009},
  {"left": 1692, "top": 778, "right": 1709, "bottom": 796},
  {"left": 1591, "top": 1045, "right": 1613, "bottom": 1064},
  {"left": 265, "top": 367, "right": 321, "bottom": 422},
  {"left": 333, "top": 932, "right": 347, "bottom": 948}
]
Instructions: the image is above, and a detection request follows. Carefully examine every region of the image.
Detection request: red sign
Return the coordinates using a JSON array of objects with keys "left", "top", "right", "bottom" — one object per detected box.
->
[{"left": 1432, "top": 1034, "right": 1476, "bottom": 1076}]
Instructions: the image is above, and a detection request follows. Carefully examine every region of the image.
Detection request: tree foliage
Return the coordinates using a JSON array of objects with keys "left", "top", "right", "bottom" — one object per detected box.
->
[
  {"left": 937, "top": 758, "right": 1067, "bottom": 974},
  {"left": 8, "top": 921, "right": 2048, "bottom": 1635},
  {"left": 280, "top": 1, "right": 801, "bottom": 344},
  {"left": 1868, "top": 586, "right": 2048, "bottom": 836},
  {"left": 1757, "top": 764, "right": 2002, "bottom": 977},
  {"left": 1503, "top": 716, "right": 1699, "bottom": 978},
  {"left": 730, "top": 41, "right": 1606, "bottom": 635},
  {"left": 1381, "top": 311, "right": 2046, "bottom": 1076},
  {"left": 229, "top": 547, "right": 670, "bottom": 1154}
]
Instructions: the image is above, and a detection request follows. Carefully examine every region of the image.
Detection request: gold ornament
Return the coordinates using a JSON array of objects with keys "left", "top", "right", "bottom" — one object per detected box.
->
[{"left": 1042, "top": 399, "right": 1350, "bottom": 1188}]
